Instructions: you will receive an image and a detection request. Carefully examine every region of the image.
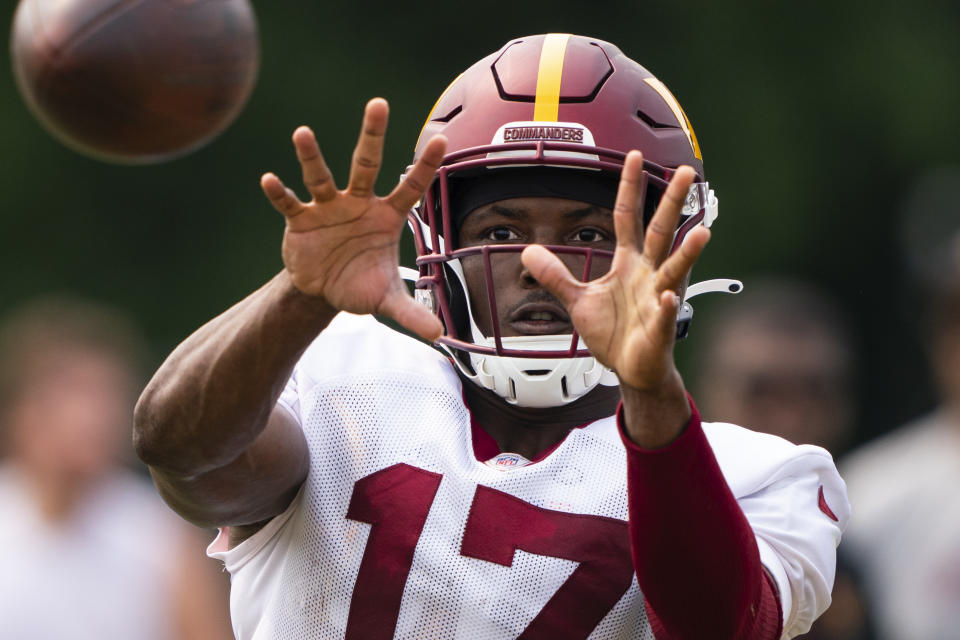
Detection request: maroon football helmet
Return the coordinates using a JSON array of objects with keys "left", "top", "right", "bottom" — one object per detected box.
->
[{"left": 404, "top": 34, "right": 729, "bottom": 407}]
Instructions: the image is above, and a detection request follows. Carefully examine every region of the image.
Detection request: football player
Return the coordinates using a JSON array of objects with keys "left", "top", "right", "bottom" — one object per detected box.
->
[{"left": 134, "top": 34, "right": 847, "bottom": 639}]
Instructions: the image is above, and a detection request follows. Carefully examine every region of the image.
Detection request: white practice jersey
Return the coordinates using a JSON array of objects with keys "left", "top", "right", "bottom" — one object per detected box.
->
[
  {"left": 0, "top": 468, "right": 183, "bottom": 640},
  {"left": 209, "top": 313, "right": 848, "bottom": 640},
  {"left": 842, "top": 412, "right": 960, "bottom": 640}
]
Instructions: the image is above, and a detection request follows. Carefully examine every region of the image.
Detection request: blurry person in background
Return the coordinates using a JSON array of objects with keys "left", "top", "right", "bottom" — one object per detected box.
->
[
  {"left": 842, "top": 167, "right": 960, "bottom": 640},
  {"left": 0, "top": 297, "right": 232, "bottom": 640},
  {"left": 694, "top": 277, "right": 856, "bottom": 455},
  {"left": 693, "top": 277, "right": 875, "bottom": 640}
]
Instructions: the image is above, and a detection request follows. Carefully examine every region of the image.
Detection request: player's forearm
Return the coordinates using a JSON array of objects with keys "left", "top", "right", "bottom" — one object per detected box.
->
[
  {"left": 618, "top": 368, "right": 691, "bottom": 448},
  {"left": 619, "top": 400, "right": 782, "bottom": 640},
  {"left": 134, "top": 271, "right": 336, "bottom": 474}
]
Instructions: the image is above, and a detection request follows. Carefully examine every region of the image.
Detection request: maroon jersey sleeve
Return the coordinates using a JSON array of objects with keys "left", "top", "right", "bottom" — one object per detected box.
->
[{"left": 618, "top": 398, "right": 783, "bottom": 640}]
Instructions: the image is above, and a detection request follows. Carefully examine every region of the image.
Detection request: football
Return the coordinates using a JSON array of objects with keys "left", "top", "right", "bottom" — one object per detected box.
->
[{"left": 10, "top": 0, "right": 260, "bottom": 164}]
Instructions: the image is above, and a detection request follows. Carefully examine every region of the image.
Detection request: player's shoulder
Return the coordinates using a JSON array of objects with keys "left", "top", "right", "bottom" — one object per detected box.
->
[
  {"left": 294, "top": 312, "right": 459, "bottom": 388},
  {"left": 702, "top": 420, "right": 840, "bottom": 496},
  {"left": 300, "top": 312, "right": 451, "bottom": 372}
]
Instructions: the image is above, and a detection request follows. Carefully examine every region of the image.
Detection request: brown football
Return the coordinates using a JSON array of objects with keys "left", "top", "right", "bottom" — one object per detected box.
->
[{"left": 10, "top": 0, "right": 260, "bottom": 164}]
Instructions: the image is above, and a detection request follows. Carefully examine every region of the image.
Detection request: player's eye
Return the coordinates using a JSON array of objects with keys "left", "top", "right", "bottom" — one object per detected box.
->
[
  {"left": 572, "top": 228, "right": 606, "bottom": 243},
  {"left": 485, "top": 227, "right": 520, "bottom": 242}
]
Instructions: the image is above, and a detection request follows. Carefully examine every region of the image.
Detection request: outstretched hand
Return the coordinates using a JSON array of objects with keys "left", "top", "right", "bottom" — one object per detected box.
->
[
  {"left": 521, "top": 151, "right": 710, "bottom": 394},
  {"left": 260, "top": 98, "right": 446, "bottom": 342}
]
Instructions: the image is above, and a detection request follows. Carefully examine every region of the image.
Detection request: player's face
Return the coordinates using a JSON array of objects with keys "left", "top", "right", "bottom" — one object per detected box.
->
[{"left": 456, "top": 196, "right": 615, "bottom": 337}]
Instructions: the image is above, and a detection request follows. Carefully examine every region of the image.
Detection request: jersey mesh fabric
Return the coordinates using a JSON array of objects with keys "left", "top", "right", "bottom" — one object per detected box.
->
[
  {"left": 212, "top": 313, "right": 847, "bottom": 640},
  {"left": 263, "top": 370, "right": 651, "bottom": 639}
]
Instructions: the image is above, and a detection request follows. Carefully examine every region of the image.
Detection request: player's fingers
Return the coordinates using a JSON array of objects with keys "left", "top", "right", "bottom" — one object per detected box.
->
[
  {"left": 378, "top": 286, "right": 444, "bottom": 342},
  {"left": 651, "top": 289, "right": 681, "bottom": 344},
  {"left": 346, "top": 98, "right": 389, "bottom": 198},
  {"left": 644, "top": 166, "right": 696, "bottom": 267},
  {"left": 292, "top": 126, "right": 337, "bottom": 203},
  {"left": 521, "top": 245, "right": 584, "bottom": 310},
  {"left": 261, "top": 172, "right": 306, "bottom": 219},
  {"left": 654, "top": 225, "right": 711, "bottom": 293},
  {"left": 385, "top": 135, "right": 447, "bottom": 215},
  {"left": 613, "top": 150, "right": 644, "bottom": 254}
]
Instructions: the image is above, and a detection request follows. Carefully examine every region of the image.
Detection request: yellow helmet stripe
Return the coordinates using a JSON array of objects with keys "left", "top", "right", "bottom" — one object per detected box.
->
[
  {"left": 643, "top": 77, "right": 703, "bottom": 161},
  {"left": 533, "top": 33, "right": 571, "bottom": 122}
]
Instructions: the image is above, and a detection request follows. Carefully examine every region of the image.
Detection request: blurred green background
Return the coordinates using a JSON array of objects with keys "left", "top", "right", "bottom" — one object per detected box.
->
[{"left": 3, "top": 0, "right": 959, "bottom": 448}]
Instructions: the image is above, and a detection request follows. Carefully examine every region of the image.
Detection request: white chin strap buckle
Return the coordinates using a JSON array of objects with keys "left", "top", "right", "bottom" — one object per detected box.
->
[{"left": 677, "top": 278, "right": 743, "bottom": 340}]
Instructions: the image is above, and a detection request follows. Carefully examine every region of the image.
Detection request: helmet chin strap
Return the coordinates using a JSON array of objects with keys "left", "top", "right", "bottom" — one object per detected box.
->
[
  {"left": 398, "top": 266, "right": 421, "bottom": 282},
  {"left": 464, "top": 334, "right": 618, "bottom": 408}
]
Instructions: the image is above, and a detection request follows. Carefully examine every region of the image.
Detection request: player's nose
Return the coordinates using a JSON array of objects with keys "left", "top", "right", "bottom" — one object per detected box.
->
[{"left": 520, "top": 265, "right": 539, "bottom": 288}]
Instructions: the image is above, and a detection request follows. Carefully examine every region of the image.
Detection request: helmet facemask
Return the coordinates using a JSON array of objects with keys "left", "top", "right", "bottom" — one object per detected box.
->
[{"left": 406, "top": 140, "right": 715, "bottom": 408}]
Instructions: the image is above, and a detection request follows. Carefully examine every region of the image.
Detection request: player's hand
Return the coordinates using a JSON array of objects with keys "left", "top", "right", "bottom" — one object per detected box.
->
[
  {"left": 521, "top": 151, "right": 710, "bottom": 394},
  {"left": 260, "top": 98, "right": 446, "bottom": 342}
]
